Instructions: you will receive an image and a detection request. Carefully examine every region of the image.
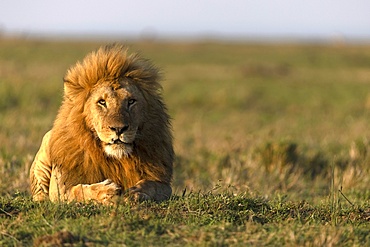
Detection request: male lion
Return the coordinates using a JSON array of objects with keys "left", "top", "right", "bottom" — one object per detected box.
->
[{"left": 30, "top": 44, "right": 174, "bottom": 204}]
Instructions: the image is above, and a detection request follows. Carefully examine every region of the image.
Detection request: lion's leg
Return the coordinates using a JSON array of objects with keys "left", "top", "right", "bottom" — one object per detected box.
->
[
  {"left": 68, "top": 180, "right": 121, "bottom": 205},
  {"left": 49, "top": 166, "right": 121, "bottom": 205},
  {"left": 30, "top": 131, "right": 53, "bottom": 201},
  {"left": 126, "top": 180, "right": 172, "bottom": 202}
]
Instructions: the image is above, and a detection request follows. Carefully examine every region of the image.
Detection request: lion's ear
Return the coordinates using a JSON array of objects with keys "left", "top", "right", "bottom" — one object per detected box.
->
[
  {"left": 63, "top": 80, "right": 73, "bottom": 100},
  {"left": 63, "top": 79, "right": 81, "bottom": 101},
  {"left": 64, "top": 80, "right": 71, "bottom": 95},
  {"left": 63, "top": 79, "right": 87, "bottom": 103}
]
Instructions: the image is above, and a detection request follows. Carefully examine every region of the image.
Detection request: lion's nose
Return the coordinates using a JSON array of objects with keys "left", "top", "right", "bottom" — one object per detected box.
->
[{"left": 110, "top": 125, "right": 129, "bottom": 135}]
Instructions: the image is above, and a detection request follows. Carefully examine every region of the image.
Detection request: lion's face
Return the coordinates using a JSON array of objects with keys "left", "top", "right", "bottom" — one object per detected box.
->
[{"left": 85, "top": 80, "right": 146, "bottom": 158}]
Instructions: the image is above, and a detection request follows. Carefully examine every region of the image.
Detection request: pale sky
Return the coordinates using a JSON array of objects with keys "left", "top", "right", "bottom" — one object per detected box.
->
[{"left": 1, "top": 0, "right": 369, "bottom": 41}]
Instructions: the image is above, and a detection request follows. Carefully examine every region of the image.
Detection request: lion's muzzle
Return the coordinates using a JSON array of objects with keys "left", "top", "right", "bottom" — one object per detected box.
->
[
  {"left": 102, "top": 126, "right": 138, "bottom": 158},
  {"left": 109, "top": 125, "right": 129, "bottom": 136}
]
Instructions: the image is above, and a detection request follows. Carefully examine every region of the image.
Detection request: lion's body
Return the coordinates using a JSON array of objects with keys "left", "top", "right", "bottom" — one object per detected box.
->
[{"left": 30, "top": 45, "right": 174, "bottom": 204}]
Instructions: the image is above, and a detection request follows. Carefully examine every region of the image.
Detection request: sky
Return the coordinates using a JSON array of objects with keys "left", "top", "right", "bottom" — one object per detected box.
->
[{"left": 1, "top": 0, "right": 370, "bottom": 41}]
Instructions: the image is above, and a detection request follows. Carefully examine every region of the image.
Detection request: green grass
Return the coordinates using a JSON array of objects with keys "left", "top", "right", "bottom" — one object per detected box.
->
[
  {"left": 1, "top": 192, "right": 369, "bottom": 246},
  {"left": 0, "top": 38, "right": 370, "bottom": 245}
]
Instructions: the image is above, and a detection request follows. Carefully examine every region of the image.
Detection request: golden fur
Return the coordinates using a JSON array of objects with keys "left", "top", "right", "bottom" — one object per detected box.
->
[{"left": 30, "top": 44, "right": 174, "bottom": 204}]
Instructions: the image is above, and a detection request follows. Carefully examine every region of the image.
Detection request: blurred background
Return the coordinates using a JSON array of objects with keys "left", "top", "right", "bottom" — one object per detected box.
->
[{"left": 1, "top": 0, "right": 369, "bottom": 42}]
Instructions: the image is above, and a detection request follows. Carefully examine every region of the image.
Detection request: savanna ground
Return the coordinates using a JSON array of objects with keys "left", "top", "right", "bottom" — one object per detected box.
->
[{"left": 0, "top": 37, "right": 369, "bottom": 246}]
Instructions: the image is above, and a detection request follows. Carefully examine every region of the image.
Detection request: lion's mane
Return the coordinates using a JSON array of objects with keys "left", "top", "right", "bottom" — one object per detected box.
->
[{"left": 49, "top": 44, "right": 173, "bottom": 192}]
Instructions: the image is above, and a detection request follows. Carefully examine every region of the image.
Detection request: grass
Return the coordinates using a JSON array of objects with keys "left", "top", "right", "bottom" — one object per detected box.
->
[
  {"left": 0, "top": 37, "right": 370, "bottom": 245},
  {"left": 1, "top": 192, "right": 369, "bottom": 246}
]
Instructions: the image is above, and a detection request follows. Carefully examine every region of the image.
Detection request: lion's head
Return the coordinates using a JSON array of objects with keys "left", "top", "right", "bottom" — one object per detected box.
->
[
  {"left": 48, "top": 44, "right": 173, "bottom": 190},
  {"left": 84, "top": 79, "right": 146, "bottom": 158}
]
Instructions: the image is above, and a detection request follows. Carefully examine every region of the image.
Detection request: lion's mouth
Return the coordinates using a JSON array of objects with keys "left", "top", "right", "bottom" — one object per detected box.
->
[
  {"left": 111, "top": 139, "right": 132, "bottom": 145},
  {"left": 108, "top": 139, "right": 133, "bottom": 146},
  {"left": 104, "top": 139, "right": 134, "bottom": 158}
]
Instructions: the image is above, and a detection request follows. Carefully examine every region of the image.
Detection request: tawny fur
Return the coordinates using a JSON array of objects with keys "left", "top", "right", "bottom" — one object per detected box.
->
[{"left": 30, "top": 44, "right": 174, "bottom": 204}]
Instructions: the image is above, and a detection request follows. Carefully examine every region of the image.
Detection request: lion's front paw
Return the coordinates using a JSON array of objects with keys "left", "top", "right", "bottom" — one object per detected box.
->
[
  {"left": 89, "top": 179, "right": 122, "bottom": 205},
  {"left": 125, "top": 186, "right": 152, "bottom": 202},
  {"left": 124, "top": 180, "right": 171, "bottom": 203}
]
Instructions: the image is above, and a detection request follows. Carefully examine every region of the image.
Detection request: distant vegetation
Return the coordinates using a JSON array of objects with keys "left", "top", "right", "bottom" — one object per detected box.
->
[{"left": 0, "top": 38, "right": 369, "bottom": 246}]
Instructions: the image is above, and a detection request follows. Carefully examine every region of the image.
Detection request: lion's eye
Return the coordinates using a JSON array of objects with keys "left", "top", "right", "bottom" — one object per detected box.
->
[
  {"left": 128, "top": 99, "right": 136, "bottom": 107},
  {"left": 98, "top": 99, "right": 106, "bottom": 107}
]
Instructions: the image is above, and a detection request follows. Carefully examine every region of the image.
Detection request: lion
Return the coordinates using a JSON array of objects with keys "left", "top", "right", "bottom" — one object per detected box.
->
[{"left": 29, "top": 44, "right": 174, "bottom": 204}]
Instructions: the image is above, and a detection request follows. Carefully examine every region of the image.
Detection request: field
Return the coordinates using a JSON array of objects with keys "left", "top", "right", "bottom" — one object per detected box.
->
[{"left": 0, "top": 37, "right": 370, "bottom": 246}]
